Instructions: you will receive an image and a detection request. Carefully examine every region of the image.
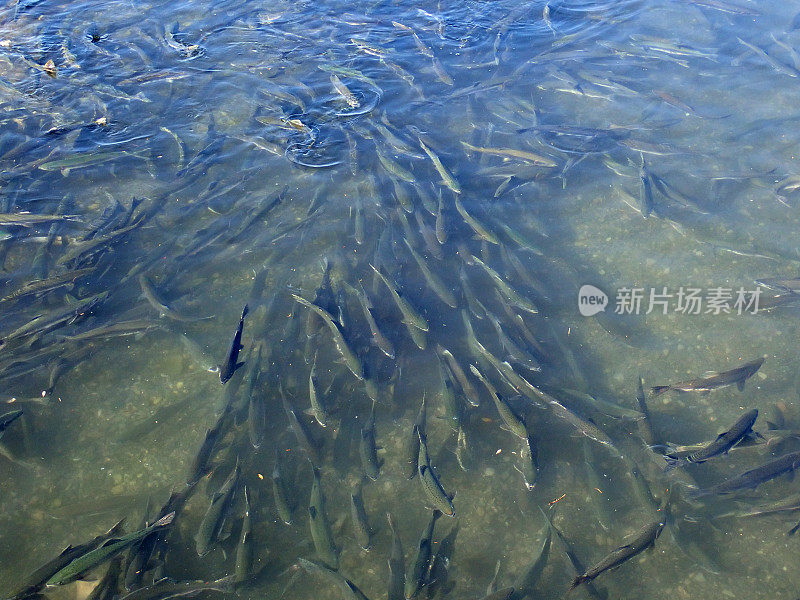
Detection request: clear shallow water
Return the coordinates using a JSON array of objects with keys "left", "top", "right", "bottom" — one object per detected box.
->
[{"left": 2, "top": 0, "right": 800, "bottom": 598}]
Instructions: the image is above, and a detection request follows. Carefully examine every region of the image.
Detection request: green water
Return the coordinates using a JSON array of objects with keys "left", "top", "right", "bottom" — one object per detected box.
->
[{"left": 1, "top": 0, "right": 800, "bottom": 598}]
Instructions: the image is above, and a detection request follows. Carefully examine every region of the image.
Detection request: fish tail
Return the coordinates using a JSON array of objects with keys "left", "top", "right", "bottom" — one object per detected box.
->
[
  {"left": 663, "top": 456, "right": 681, "bottom": 472},
  {"left": 650, "top": 386, "right": 670, "bottom": 396},
  {"left": 788, "top": 520, "right": 800, "bottom": 536},
  {"left": 569, "top": 575, "right": 588, "bottom": 591}
]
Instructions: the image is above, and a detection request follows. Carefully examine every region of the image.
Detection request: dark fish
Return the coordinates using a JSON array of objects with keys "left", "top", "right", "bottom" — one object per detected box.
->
[
  {"left": 665, "top": 409, "right": 759, "bottom": 468},
  {"left": 220, "top": 304, "right": 249, "bottom": 384},
  {"left": 651, "top": 358, "right": 764, "bottom": 395},
  {"left": 9, "top": 519, "right": 126, "bottom": 599},
  {"left": 360, "top": 400, "right": 382, "bottom": 481},
  {"left": 510, "top": 508, "right": 551, "bottom": 600},
  {"left": 693, "top": 449, "right": 800, "bottom": 497},
  {"left": 48, "top": 513, "right": 175, "bottom": 586},
  {"left": 405, "top": 396, "right": 427, "bottom": 480},
  {"left": 418, "top": 431, "right": 456, "bottom": 517},
  {"left": 86, "top": 556, "right": 123, "bottom": 600},
  {"left": 425, "top": 520, "right": 459, "bottom": 599},
  {"left": 187, "top": 405, "right": 231, "bottom": 485},
  {"left": 635, "top": 376, "right": 656, "bottom": 447},
  {"left": 541, "top": 511, "right": 605, "bottom": 600},
  {"left": 405, "top": 509, "right": 441, "bottom": 599},
  {"left": 309, "top": 462, "right": 338, "bottom": 569},
  {"left": 195, "top": 461, "right": 240, "bottom": 556},
  {"left": 350, "top": 480, "right": 373, "bottom": 551},
  {"left": 124, "top": 482, "right": 198, "bottom": 591},
  {"left": 569, "top": 518, "right": 665, "bottom": 590},
  {"left": 0, "top": 409, "right": 23, "bottom": 438}
]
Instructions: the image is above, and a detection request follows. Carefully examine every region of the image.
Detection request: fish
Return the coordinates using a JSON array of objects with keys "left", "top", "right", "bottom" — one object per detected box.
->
[
  {"left": 405, "top": 396, "right": 427, "bottom": 480},
  {"left": 350, "top": 480, "right": 373, "bottom": 551},
  {"left": 737, "top": 37, "right": 800, "bottom": 78},
  {"left": 469, "top": 255, "right": 538, "bottom": 314},
  {"left": 308, "top": 352, "right": 329, "bottom": 427},
  {"left": 360, "top": 400, "right": 382, "bottom": 481},
  {"left": 529, "top": 386, "right": 620, "bottom": 454},
  {"left": 38, "top": 150, "right": 148, "bottom": 176},
  {"left": 582, "top": 441, "right": 614, "bottom": 531},
  {"left": 436, "top": 345, "right": 481, "bottom": 407},
  {"left": 636, "top": 376, "right": 657, "bottom": 446},
  {"left": 282, "top": 388, "right": 322, "bottom": 463},
  {"left": 387, "top": 513, "right": 405, "bottom": 600},
  {"left": 542, "top": 512, "right": 605, "bottom": 600},
  {"left": 86, "top": 556, "right": 122, "bottom": 600},
  {"left": 403, "top": 238, "right": 458, "bottom": 308},
  {"left": 377, "top": 148, "right": 416, "bottom": 182},
  {"left": 296, "top": 558, "right": 369, "bottom": 600},
  {"left": 516, "top": 433, "right": 539, "bottom": 491},
  {"left": 425, "top": 520, "right": 459, "bottom": 598},
  {"left": 418, "top": 431, "right": 456, "bottom": 517},
  {"left": 1, "top": 268, "right": 95, "bottom": 304},
  {"left": 9, "top": 519, "right": 127, "bottom": 599},
  {"left": 651, "top": 358, "right": 764, "bottom": 395},
  {"left": 510, "top": 509, "right": 551, "bottom": 600},
  {"left": 292, "top": 294, "right": 364, "bottom": 381},
  {"left": 569, "top": 517, "right": 665, "bottom": 590},
  {"left": 715, "top": 494, "right": 800, "bottom": 520},
  {"left": 219, "top": 304, "right": 249, "bottom": 384},
  {"left": 638, "top": 157, "right": 655, "bottom": 218},
  {"left": 435, "top": 191, "right": 447, "bottom": 244},
  {"left": 469, "top": 364, "right": 527, "bottom": 438},
  {"left": 56, "top": 216, "right": 145, "bottom": 266},
  {"left": 454, "top": 196, "right": 500, "bottom": 245},
  {"left": 195, "top": 461, "right": 240, "bottom": 556},
  {"left": 665, "top": 409, "right": 759, "bottom": 468},
  {"left": 187, "top": 406, "right": 231, "bottom": 485},
  {"left": 309, "top": 463, "right": 339, "bottom": 569},
  {"left": 0, "top": 409, "right": 23, "bottom": 438},
  {"left": 693, "top": 449, "right": 800, "bottom": 497},
  {"left": 47, "top": 513, "right": 175, "bottom": 586},
  {"left": 272, "top": 453, "right": 294, "bottom": 525},
  {"left": 418, "top": 139, "right": 461, "bottom": 194},
  {"left": 405, "top": 509, "right": 441, "bottom": 598},
  {"left": 460, "top": 141, "right": 557, "bottom": 167},
  {"left": 117, "top": 576, "right": 235, "bottom": 600},
  {"left": 352, "top": 282, "right": 395, "bottom": 359},
  {"left": 331, "top": 74, "right": 360, "bottom": 108},
  {"left": 234, "top": 487, "right": 253, "bottom": 585},
  {"left": 138, "top": 275, "right": 202, "bottom": 322},
  {"left": 370, "top": 264, "right": 429, "bottom": 332},
  {"left": 246, "top": 347, "right": 266, "bottom": 449}
]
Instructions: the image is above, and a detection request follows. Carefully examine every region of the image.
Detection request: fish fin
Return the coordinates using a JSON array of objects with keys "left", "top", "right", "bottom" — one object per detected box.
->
[
  {"left": 788, "top": 520, "right": 800, "bottom": 536},
  {"left": 61, "top": 168, "right": 70, "bottom": 176},
  {"left": 737, "top": 380, "right": 746, "bottom": 392},
  {"left": 569, "top": 575, "right": 588, "bottom": 590},
  {"left": 663, "top": 457, "right": 681, "bottom": 472}
]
